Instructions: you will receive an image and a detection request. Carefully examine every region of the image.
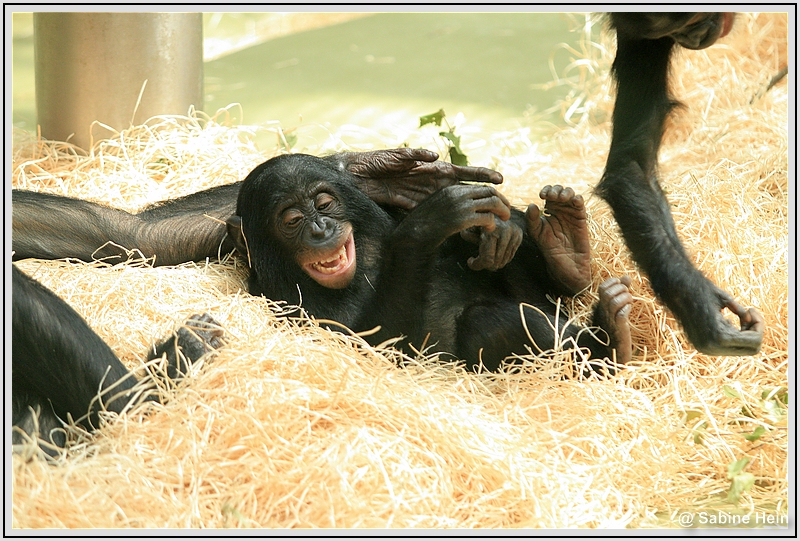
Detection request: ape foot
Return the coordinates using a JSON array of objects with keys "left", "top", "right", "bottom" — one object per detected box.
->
[
  {"left": 174, "top": 313, "right": 225, "bottom": 362},
  {"left": 526, "top": 185, "right": 592, "bottom": 294},
  {"left": 594, "top": 276, "right": 634, "bottom": 364},
  {"left": 153, "top": 313, "right": 225, "bottom": 380}
]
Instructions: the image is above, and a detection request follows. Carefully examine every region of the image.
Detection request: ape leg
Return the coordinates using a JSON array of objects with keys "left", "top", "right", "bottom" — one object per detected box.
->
[
  {"left": 12, "top": 392, "right": 67, "bottom": 454},
  {"left": 596, "top": 35, "right": 764, "bottom": 356},
  {"left": 12, "top": 266, "right": 223, "bottom": 456},
  {"left": 12, "top": 185, "right": 239, "bottom": 266},
  {"left": 456, "top": 278, "right": 633, "bottom": 373}
]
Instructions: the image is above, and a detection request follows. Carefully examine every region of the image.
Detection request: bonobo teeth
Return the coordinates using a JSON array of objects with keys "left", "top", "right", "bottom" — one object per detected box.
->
[{"left": 311, "top": 244, "right": 348, "bottom": 274}]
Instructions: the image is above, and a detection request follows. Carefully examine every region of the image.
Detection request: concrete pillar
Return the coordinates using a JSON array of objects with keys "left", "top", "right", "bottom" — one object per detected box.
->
[{"left": 34, "top": 13, "right": 203, "bottom": 149}]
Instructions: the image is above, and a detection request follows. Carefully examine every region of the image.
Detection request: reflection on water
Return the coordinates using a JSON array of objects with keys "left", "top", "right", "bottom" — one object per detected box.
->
[{"left": 13, "top": 12, "right": 596, "bottom": 146}]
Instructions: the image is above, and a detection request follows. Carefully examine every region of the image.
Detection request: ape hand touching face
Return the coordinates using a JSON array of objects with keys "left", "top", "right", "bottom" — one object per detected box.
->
[
  {"left": 599, "top": 12, "right": 765, "bottom": 356},
  {"left": 333, "top": 148, "right": 503, "bottom": 210},
  {"left": 11, "top": 148, "right": 501, "bottom": 267},
  {"left": 226, "top": 154, "right": 635, "bottom": 372},
  {"left": 12, "top": 265, "right": 224, "bottom": 457}
]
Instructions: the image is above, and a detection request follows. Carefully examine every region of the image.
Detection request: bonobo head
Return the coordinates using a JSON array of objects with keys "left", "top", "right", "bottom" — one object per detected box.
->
[
  {"left": 226, "top": 154, "right": 393, "bottom": 307},
  {"left": 610, "top": 12, "right": 735, "bottom": 50}
]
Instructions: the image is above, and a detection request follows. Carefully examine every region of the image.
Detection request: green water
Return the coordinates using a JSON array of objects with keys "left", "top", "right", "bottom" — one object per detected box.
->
[{"left": 13, "top": 12, "right": 591, "bottom": 139}]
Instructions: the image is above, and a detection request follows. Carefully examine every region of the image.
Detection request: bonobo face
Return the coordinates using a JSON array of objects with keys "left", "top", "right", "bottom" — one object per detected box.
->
[
  {"left": 276, "top": 186, "right": 357, "bottom": 289},
  {"left": 612, "top": 12, "right": 735, "bottom": 50},
  {"left": 232, "top": 154, "right": 362, "bottom": 291}
]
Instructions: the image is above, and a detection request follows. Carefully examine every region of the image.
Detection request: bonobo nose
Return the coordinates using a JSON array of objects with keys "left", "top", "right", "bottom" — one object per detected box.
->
[
  {"left": 310, "top": 220, "right": 327, "bottom": 237},
  {"left": 309, "top": 220, "right": 337, "bottom": 243}
]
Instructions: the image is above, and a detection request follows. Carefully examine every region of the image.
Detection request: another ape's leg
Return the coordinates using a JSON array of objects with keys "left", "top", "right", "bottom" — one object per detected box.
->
[
  {"left": 133, "top": 184, "right": 239, "bottom": 264},
  {"left": 596, "top": 36, "right": 764, "bottom": 356},
  {"left": 456, "top": 279, "right": 633, "bottom": 372},
  {"left": 12, "top": 184, "right": 239, "bottom": 266},
  {"left": 12, "top": 266, "right": 223, "bottom": 456},
  {"left": 12, "top": 190, "right": 144, "bottom": 263}
]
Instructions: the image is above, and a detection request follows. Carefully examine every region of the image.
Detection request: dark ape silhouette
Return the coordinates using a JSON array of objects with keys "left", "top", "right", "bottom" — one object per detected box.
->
[
  {"left": 599, "top": 13, "right": 764, "bottom": 355},
  {"left": 12, "top": 265, "right": 223, "bottom": 456}
]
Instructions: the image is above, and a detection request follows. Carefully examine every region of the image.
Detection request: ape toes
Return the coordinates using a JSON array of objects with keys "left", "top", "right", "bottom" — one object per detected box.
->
[
  {"left": 740, "top": 307, "right": 765, "bottom": 333},
  {"left": 598, "top": 276, "right": 634, "bottom": 318},
  {"left": 182, "top": 313, "right": 226, "bottom": 353},
  {"left": 539, "top": 184, "right": 585, "bottom": 209}
]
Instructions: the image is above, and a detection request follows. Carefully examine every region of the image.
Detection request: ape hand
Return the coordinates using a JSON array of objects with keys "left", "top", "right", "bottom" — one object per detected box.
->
[
  {"left": 686, "top": 284, "right": 765, "bottom": 356},
  {"left": 460, "top": 216, "right": 523, "bottom": 271},
  {"left": 396, "top": 184, "right": 511, "bottom": 247},
  {"left": 330, "top": 148, "right": 503, "bottom": 210}
]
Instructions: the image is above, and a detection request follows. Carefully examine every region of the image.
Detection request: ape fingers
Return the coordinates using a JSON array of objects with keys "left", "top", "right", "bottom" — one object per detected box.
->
[
  {"left": 705, "top": 314, "right": 764, "bottom": 356},
  {"left": 685, "top": 289, "right": 764, "bottom": 356},
  {"left": 594, "top": 276, "right": 635, "bottom": 364},
  {"left": 394, "top": 147, "right": 440, "bottom": 163},
  {"left": 468, "top": 186, "right": 511, "bottom": 222},
  {"left": 442, "top": 185, "right": 511, "bottom": 227},
  {"left": 722, "top": 296, "right": 765, "bottom": 333},
  {"left": 448, "top": 163, "right": 503, "bottom": 185},
  {"left": 464, "top": 218, "right": 523, "bottom": 272}
]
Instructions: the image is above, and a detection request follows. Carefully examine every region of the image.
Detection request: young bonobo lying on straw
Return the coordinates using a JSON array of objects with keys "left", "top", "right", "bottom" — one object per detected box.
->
[
  {"left": 12, "top": 148, "right": 632, "bottom": 372},
  {"left": 12, "top": 265, "right": 224, "bottom": 457},
  {"left": 225, "top": 154, "right": 634, "bottom": 371}
]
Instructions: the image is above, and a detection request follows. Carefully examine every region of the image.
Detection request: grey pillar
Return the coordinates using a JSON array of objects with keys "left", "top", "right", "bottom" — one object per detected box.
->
[{"left": 34, "top": 13, "right": 203, "bottom": 149}]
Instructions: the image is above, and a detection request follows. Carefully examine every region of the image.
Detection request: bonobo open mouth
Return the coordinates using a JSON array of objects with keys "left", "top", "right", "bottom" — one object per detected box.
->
[{"left": 302, "top": 230, "right": 357, "bottom": 289}]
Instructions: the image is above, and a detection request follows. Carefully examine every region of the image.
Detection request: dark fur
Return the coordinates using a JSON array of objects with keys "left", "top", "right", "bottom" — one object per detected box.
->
[
  {"left": 12, "top": 265, "right": 221, "bottom": 456},
  {"left": 232, "top": 153, "right": 617, "bottom": 372},
  {"left": 597, "top": 12, "right": 763, "bottom": 355}
]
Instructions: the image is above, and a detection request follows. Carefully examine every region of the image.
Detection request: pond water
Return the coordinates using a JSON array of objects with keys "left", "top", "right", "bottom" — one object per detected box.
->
[{"left": 13, "top": 12, "right": 596, "bottom": 147}]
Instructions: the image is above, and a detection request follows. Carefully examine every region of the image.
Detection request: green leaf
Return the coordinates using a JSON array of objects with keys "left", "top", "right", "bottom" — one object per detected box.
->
[
  {"left": 762, "top": 386, "right": 788, "bottom": 405},
  {"left": 439, "top": 130, "right": 461, "bottom": 147},
  {"left": 727, "top": 457, "right": 750, "bottom": 479},
  {"left": 681, "top": 409, "right": 703, "bottom": 423},
  {"left": 744, "top": 426, "right": 767, "bottom": 442},
  {"left": 439, "top": 131, "right": 469, "bottom": 166},
  {"left": 448, "top": 146, "right": 469, "bottom": 166},
  {"left": 692, "top": 421, "right": 707, "bottom": 445},
  {"left": 726, "top": 472, "right": 755, "bottom": 503},
  {"left": 762, "top": 398, "right": 787, "bottom": 424},
  {"left": 723, "top": 384, "right": 742, "bottom": 399},
  {"left": 419, "top": 109, "right": 446, "bottom": 127}
]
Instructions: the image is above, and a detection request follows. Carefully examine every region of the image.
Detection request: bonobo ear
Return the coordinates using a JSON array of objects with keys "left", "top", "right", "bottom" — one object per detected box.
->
[{"left": 225, "top": 215, "right": 251, "bottom": 266}]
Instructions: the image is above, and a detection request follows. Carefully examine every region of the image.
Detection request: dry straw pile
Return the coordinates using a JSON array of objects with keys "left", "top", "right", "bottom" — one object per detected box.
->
[{"left": 11, "top": 13, "right": 788, "bottom": 529}]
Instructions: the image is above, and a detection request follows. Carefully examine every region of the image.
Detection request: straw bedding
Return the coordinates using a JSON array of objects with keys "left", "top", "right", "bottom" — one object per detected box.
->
[{"left": 10, "top": 13, "right": 788, "bottom": 529}]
